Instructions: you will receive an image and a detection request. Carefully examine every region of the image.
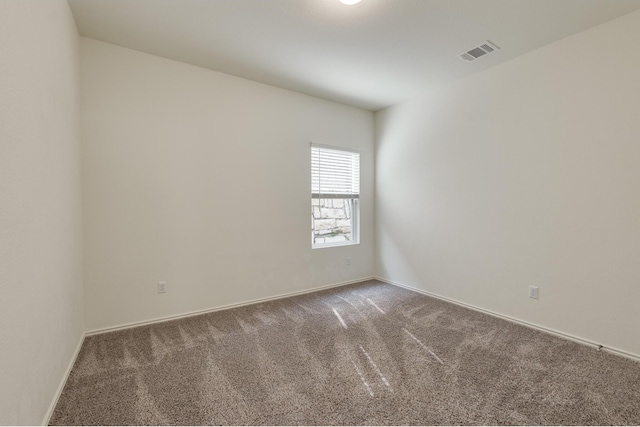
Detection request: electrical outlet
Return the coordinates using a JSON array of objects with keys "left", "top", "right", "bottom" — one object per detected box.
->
[
  {"left": 346, "top": 257, "right": 351, "bottom": 266},
  {"left": 158, "top": 281, "right": 167, "bottom": 294},
  {"left": 528, "top": 286, "right": 539, "bottom": 299}
]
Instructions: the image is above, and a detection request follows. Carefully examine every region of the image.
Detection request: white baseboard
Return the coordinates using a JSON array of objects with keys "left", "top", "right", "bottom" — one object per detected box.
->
[
  {"left": 42, "top": 332, "right": 85, "bottom": 426},
  {"left": 86, "top": 277, "right": 376, "bottom": 336},
  {"left": 376, "top": 276, "right": 640, "bottom": 363}
]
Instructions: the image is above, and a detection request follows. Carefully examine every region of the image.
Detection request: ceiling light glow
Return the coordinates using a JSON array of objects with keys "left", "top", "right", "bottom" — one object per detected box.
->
[{"left": 339, "top": 0, "right": 362, "bottom": 5}]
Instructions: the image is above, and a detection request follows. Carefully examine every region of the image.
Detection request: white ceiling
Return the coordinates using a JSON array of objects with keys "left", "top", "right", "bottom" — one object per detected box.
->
[{"left": 68, "top": 0, "right": 640, "bottom": 111}]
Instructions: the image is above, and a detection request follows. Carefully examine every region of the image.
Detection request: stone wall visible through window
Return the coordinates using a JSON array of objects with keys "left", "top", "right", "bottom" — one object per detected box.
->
[{"left": 312, "top": 198, "right": 354, "bottom": 245}]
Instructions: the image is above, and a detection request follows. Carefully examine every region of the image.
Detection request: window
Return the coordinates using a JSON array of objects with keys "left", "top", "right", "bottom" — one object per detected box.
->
[{"left": 311, "top": 144, "right": 360, "bottom": 248}]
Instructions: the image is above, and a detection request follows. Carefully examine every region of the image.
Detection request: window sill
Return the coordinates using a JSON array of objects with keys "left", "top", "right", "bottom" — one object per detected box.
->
[{"left": 312, "top": 241, "right": 360, "bottom": 250}]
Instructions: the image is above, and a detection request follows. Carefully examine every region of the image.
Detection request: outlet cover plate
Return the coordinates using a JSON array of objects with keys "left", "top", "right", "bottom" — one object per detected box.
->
[{"left": 158, "top": 281, "right": 167, "bottom": 294}]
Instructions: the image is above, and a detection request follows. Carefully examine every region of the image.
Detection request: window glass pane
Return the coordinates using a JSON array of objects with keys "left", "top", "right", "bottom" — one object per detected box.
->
[{"left": 312, "top": 198, "right": 356, "bottom": 246}]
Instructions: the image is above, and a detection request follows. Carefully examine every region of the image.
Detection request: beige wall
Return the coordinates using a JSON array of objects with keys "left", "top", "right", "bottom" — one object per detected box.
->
[
  {"left": 376, "top": 10, "right": 640, "bottom": 357},
  {"left": 80, "top": 38, "right": 375, "bottom": 332},
  {"left": 0, "top": 1, "right": 83, "bottom": 425}
]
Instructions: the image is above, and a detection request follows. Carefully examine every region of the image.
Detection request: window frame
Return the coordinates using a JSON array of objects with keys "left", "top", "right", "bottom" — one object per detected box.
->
[{"left": 310, "top": 143, "right": 360, "bottom": 249}]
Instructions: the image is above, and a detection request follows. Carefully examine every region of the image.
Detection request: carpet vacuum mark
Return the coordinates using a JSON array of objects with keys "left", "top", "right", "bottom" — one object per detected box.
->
[{"left": 50, "top": 280, "right": 640, "bottom": 425}]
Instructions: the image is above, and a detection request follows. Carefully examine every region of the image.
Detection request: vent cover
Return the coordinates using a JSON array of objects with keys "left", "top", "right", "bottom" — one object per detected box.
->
[{"left": 460, "top": 41, "right": 500, "bottom": 62}]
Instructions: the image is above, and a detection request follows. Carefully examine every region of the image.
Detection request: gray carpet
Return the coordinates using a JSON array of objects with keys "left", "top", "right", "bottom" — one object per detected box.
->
[{"left": 50, "top": 280, "right": 640, "bottom": 425}]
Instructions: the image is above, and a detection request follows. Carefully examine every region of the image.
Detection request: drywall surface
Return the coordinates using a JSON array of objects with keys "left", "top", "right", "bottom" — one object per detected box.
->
[
  {"left": 0, "top": 1, "right": 83, "bottom": 424},
  {"left": 376, "top": 10, "right": 640, "bottom": 356},
  {"left": 80, "top": 38, "right": 375, "bottom": 331}
]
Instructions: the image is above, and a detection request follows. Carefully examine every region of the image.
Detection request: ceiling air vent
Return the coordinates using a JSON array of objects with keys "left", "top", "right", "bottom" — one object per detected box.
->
[{"left": 459, "top": 41, "right": 500, "bottom": 62}]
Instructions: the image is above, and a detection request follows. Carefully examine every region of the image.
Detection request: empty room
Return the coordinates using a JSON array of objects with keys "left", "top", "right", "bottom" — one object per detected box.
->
[{"left": 2, "top": 0, "right": 640, "bottom": 425}]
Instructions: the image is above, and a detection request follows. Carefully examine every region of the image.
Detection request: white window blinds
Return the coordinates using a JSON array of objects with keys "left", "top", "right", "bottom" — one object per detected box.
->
[{"left": 311, "top": 144, "right": 360, "bottom": 199}]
